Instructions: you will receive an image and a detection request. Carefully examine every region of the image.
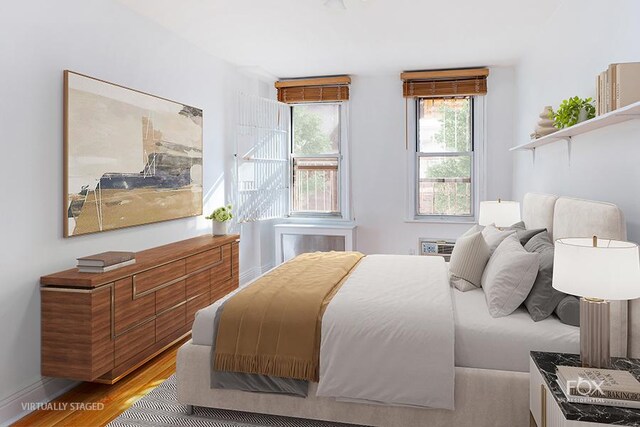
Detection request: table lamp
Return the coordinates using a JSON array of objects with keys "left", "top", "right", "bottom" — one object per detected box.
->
[
  {"left": 478, "top": 199, "right": 521, "bottom": 228},
  {"left": 553, "top": 236, "right": 640, "bottom": 368}
]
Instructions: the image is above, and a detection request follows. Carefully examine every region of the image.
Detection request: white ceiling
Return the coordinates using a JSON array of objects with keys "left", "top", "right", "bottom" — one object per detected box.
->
[{"left": 116, "top": 0, "right": 561, "bottom": 79}]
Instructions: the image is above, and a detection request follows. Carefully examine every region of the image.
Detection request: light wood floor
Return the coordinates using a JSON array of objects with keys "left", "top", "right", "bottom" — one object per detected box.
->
[{"left": 13, "top": 338, "right": 187, "bottom": 427}]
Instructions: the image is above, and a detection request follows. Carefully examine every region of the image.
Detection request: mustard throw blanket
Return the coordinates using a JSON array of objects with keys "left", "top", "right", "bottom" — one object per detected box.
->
[{"left": 213, "top": 251, "right": 364, "bottom": 381}]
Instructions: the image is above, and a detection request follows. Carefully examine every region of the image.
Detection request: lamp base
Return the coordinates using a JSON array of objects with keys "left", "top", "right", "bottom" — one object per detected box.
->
[{"left": 580, "top": 297, "right": 610, "bottom": 368}]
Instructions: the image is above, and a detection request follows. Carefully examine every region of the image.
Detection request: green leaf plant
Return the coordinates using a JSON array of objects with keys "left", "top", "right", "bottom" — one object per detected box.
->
[
  {"left": 550, "top": 96, "right": 596, "bottom": 129},
  {"left": 206, "top": 204, "right": 233, "bottom": 222}
]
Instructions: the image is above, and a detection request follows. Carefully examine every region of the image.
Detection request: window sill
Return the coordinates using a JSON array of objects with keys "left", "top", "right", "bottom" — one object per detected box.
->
[
  {"left": 279, "top": 216, "right": 355, "bottom": 226},
  {"left": 404, "top": 217, "right": 477, "bottom": 225}
]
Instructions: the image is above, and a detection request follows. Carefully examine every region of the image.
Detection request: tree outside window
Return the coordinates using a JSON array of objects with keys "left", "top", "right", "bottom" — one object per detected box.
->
[{"left": 417, "top": 97, "right": 473, "bottom": 216}]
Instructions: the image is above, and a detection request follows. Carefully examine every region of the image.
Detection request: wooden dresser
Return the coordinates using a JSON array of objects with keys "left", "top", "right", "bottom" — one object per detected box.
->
[{"left": 40, "top": 234, "right": 239, "bottom": 384}]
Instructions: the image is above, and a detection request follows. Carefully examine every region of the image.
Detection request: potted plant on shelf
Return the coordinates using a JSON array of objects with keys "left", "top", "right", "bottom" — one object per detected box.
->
[
  {"left": 206, "top": 204, "right": 233, "bottom": 236},
  {"left": 551, "top": 96, "right": 596, "bottom": 129}
]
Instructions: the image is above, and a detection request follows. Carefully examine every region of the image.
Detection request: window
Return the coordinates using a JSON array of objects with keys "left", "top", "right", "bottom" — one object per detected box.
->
[
  {"left": 290, "top": 103, "right": 343, "bottom": 216},
  {"left": 416, "top": 97, "right": 474, "bottom": 217}
]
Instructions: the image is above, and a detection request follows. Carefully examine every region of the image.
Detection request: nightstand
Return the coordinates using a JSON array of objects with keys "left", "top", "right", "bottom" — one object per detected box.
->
[{"left": 530, "top": 351, "right": 640, "bottom": 427}]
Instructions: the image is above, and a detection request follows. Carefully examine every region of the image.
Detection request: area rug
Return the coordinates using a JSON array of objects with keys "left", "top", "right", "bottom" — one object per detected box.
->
[{"left": 107, "top": 375, "right": 367, "bottom": 427}]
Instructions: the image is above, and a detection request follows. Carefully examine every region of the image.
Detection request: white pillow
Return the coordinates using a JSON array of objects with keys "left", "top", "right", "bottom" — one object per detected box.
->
[
  {"left": 449, "top": 231, "right": 491, "bottom": 291},
  {"left": 460, "top": 224, "right": 484, "bottom": 239},
  {"left": 481, "top": 233, "right": 540, "bottom": 317},
  {"left": 481, "top": 224, "right": 517, "bottom": 254}
]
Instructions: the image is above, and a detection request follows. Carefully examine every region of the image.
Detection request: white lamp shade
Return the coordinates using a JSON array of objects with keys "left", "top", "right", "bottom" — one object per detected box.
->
[
  {"left": 478, "top": 201, "right": 521, "bottom": 227},
  {"left": 552, "top": 238, "right": 640, "bottom": 300}
]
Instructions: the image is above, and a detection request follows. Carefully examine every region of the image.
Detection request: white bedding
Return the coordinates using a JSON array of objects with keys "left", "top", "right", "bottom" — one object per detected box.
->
[
  {"left": 452, "top": 286, "right": 579, "bottom": 372},
  {"left": 316, "top": 255, "right": 454, "bottom": 410},
  {"left": 191, "top": 256, "right": 580, "bottom": 378}
]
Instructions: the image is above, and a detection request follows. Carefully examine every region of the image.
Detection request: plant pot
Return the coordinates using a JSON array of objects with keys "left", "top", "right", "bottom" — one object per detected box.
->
[
  {"left": 577, "top": 107, "right": 589, "bottom": 124},
  {"left": 211, "top": 220, "right": 228, "bottom": 236}
]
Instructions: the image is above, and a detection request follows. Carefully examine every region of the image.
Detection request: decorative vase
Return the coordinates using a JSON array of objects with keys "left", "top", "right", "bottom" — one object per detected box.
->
[
  {"left": 531, "top": 106, "right": 558, "bottom": 139},
  {"left": 211, "top": 220, "right": 228, "bottom": 236}
]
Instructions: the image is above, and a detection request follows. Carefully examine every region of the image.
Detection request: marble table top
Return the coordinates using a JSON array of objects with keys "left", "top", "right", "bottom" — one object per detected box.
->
[{"left": 531, "top": 351, "right": 640, "bottom": 426}]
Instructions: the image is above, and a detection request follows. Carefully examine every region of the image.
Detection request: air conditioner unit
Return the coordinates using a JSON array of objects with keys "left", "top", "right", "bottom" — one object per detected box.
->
[{"left": 418, "top": 238, "right": 455, "bottom": 261}]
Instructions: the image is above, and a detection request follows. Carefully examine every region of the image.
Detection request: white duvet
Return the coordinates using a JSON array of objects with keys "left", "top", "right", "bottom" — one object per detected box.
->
[{"left": 316, "top": 255, "right": 455, "bottom": 410}]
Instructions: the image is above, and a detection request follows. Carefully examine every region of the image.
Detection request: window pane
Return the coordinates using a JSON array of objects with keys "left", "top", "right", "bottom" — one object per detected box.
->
[
  {"left": 418, "top": 98, "right": 471, "bottom": 153},
  {"left": 292, "top": 104, "right": 340, "bottom": 155},
  {"left": 418, "top": 156, "right": 471, "bottom": 215},
  {"left": 293, "top": 158, "right": 339, "bottom": 213}
]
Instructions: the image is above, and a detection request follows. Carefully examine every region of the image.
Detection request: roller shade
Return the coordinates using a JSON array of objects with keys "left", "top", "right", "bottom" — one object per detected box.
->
[
  {"left": 401, "top": 68, "right": 489, "bottom": 98},
  {"left": 276, "top": 76, "right": 350, "bottom": 103}
]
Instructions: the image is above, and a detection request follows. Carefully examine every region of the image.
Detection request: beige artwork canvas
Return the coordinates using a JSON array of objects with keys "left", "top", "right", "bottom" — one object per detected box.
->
[{"left": 64, "top": 71, "right": 203, "bottom": 237}]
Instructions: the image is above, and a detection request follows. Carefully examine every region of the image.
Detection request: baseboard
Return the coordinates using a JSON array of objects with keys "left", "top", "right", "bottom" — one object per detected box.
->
[
  {"left": 0, "top": 377, "right": 78, "bottom": 426},
  {"left": 239, "top": 263, "right": 273, "bottom": 286}
]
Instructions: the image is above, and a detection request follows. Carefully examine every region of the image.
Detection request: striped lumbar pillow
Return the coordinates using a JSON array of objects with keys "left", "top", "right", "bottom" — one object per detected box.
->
[{"left": 449, "top": 231, "right": 491, "bottom": 291}]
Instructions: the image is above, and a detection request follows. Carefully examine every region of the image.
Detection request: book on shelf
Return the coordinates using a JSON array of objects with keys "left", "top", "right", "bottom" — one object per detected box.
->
[
  {"left": 605, "top": 67, "right": 611, "bottom": 113},
  {"left": 77, "top": 258, "right": 136, "bottom": 273},
  {"left": 597, "top": 71, "right": 607, "bottom": 115},
  {"left": 555, "top": 365, "right": 640, "bottom": 409},
  {"left": 596, "top": 62, "right": 640, "bottom": 115},
  {"left": 615, "top": 62, "right": 640, "bottom": 110},
  {"left": 608, "top": 63, "right": 618, "bottom": 111},
  {"left": 77, "top": 251, "right": 135, "bottom": 267}
]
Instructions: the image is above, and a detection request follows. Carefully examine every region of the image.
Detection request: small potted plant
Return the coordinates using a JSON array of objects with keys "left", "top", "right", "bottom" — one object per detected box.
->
[
  {"left": 206, "top": 204, "right": 233, "bottom": 236},
  {"left": 550, "top": 96, "right": 596, "bottom": 129}
]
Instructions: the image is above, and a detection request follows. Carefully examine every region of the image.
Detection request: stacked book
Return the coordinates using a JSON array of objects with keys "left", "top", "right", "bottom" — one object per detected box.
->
[
  {"left": 77, "top": 251, "right": 136, "bottom": 273},
  {"left": 596, "top": 62, "right": 640, "bottom": 115},
  {"left": 556, "top": 365, "right": 640, "bottom": 409}
]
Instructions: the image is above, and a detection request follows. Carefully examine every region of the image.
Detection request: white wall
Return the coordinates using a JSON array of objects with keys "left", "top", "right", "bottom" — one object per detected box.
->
[
  {"left": 0, "top": 0, "right": 267, "bottom": 421},
  {"left": 349, "top": 68, "right": 516, "bottom": 255},
  {"left": 512, "top": 0, "right": 640, "bottom": 242}
]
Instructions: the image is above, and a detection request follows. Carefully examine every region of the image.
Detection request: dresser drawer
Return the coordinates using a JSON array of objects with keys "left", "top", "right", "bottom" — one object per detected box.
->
[
  {"left": 210, "top": 245, "right": 232, "bottom": 284},
  {"left": 186, "top": 246, "right": 222, "bottom": 273},
  {"left": 156, "top": 304, "right": 186, "bottom": 341},
  {"left": 114, "top": 277, "right": 155, "bottom": 335},
  {"left": 115, "top": 321, "right": 155, "bottom": 366},
  {"left": 186, "top": 269, "right": 210, "bottom": 300},
  {"left": 134, "top": 259, "right": 186, "bottom": 295},
  {"left": 155, "top": 280, "right": 186, "bottom": 314},
  {"left": 211, "top": 278, "right": 237, "bottom": 304},
  {"left": 187, "top": 293, "right": 210, "bottom": 324}
]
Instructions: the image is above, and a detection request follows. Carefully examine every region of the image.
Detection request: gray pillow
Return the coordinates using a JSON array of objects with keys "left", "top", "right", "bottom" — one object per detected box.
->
[
  {"left": 555, "top": 296, "right": 580, "bottom": 327},
  {"left": 504, "top": 221, "right": 546, "bottom": 246},
  {"left": 481, "top": 234, "right": 540, "bottom": 317},
  {"left": 481, "top": 225, "right": 517, "bottom": 254},
  {"left": 449, "top": 231, "right": 491, "bottom": 291},
  {"left": 523, "top": 231, "right": 566, "bottom": 321}
]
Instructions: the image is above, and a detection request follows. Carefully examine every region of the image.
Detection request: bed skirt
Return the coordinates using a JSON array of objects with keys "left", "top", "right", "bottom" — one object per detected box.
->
[{"left": 177, "top": 341, "right": 530, "bottom": 427}]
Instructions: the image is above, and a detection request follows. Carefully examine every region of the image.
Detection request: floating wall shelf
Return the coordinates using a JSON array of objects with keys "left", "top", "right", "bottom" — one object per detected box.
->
[{"left": 511, "top": 100, "right": 640, "bottom": 152}]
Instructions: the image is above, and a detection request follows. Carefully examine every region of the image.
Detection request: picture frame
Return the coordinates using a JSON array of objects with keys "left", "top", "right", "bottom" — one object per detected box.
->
[{"left": 63, "top": 71, "right": 203, "bottom": 237}]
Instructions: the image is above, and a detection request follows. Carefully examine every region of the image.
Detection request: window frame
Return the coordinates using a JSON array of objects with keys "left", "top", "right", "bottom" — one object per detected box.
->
[
  {"left": 287, "top": 101, "right": 351, "bottom": 220},
  {"left": 406, "top": 96, "right": 486, "bottom": 223}
]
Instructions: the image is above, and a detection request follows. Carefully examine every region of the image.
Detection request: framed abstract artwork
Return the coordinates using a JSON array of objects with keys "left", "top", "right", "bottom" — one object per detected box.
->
[{"left": 63, "top": 71, "right": 203, "bottom": 237}]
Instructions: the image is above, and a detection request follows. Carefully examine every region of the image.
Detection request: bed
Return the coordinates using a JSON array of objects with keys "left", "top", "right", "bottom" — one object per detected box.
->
[{"left": 177, "top": 193, "right": 635, "bottom": 427}]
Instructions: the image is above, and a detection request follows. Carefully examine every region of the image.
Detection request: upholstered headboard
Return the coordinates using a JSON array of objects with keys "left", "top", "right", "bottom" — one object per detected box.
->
[
  {"left": 522, "top": 193, "right": 558, "bottom": 239},
  {"left": 521, "top": 193, "right": 636, "bottom": 358},
  {"left": 553, "top": 197, "right": 627, "bottom": 242}
]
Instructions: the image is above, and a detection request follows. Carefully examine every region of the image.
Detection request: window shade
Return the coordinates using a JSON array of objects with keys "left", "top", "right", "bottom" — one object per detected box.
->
[
  {"left": 276, "top": 76, "right": 350, "bottom": 103},
  {"left": 401, "top": 68, "right": 489, "bottom": 98}
]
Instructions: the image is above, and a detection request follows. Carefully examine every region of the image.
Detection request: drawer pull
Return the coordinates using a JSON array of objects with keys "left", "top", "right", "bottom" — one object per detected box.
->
[{"left": 540, "top": 384, "right": 547, "bottom": 427}]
